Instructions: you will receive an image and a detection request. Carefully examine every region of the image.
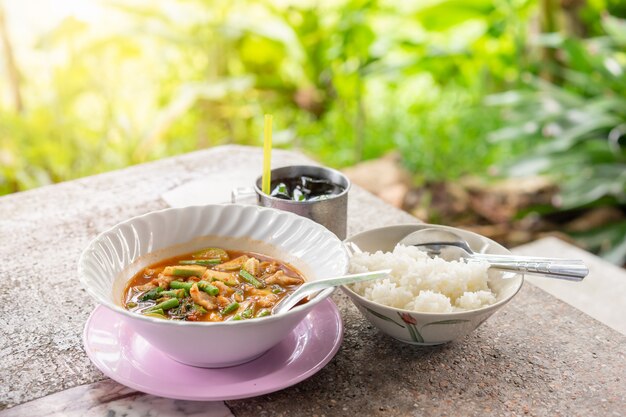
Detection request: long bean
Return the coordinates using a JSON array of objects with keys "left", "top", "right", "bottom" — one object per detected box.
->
[
  {"left": 221, "top": 302, "right": 239, "bottom": 315},
  {"left": 147, "top": 298, "right": 179, "bottom": 312},
  {"left": 241, "top": 307, "right": 254, "bottom": 319},
  {"left": 197, "top": 280, "right": 219, "bottom": 296},
  {"left": 179, "top": 259, "right": 221, "bottom": 266},
  {"left": 163, "top": 265, "right": 207, "bottom": 277},
  {"left": 170, "top": 281, "right": 193, "bottom": 291},
  {"left": 159, "top": 289, "right": 186, "bottom": 298},
  {"left": 256, "top": 309, "right": 271, "bottom": 318},
  {"left": 239, "top": 269, "right": 265, "bottom": 289},
  {"left": 271, "top": 285, "right": 284, "bottom": 294},
  {"left": 143, "top": 308, "right": 165, "bottom": 318},
  {"left": 139, "top": 286, "right": 163, "bottom": 301},
  {"left": 192, "top": 304, "right": 207, "bottom": 315}
]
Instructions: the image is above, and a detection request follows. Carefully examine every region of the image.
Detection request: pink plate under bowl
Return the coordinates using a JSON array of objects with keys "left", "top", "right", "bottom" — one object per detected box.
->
[{"left": 83, "top": 299, "right": 343, "bottom": 401}]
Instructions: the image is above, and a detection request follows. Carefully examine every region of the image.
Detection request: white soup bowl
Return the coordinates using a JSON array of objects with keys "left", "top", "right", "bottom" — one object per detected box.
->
[{"left": 79, "top": 204, "right": 349, "bottom": 367}]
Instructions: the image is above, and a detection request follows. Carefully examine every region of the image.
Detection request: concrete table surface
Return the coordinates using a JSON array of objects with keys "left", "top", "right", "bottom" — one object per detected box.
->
[
  {"left": 1, "top": 146, "right": 625, "bottom": 417},
  {"left": 513, "top": 237, "right": 626, "bottom": 337}
]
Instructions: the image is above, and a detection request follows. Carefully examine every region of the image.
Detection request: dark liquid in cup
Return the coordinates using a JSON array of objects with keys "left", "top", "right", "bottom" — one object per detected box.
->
[{"left": 269, "top": 176, "right": 344, "bottom": 202}]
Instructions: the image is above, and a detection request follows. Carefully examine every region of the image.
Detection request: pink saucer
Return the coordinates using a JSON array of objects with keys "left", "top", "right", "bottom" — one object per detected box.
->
[{"left": 83, "top": 299, "right": 343, "bottom": 401}]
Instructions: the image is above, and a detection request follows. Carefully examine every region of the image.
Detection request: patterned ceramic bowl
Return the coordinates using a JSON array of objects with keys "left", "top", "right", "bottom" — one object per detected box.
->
[
  {"left": 341, "top": 224, "right": 523, "bottom": 345},
  {"left": 79, "top": 204, "right": 349, "bottom": 367}
]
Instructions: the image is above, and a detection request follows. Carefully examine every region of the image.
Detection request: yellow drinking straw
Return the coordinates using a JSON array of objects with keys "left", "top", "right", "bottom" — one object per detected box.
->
[{"left": 262, "top": 114, "right": 273, "bottom": 195}]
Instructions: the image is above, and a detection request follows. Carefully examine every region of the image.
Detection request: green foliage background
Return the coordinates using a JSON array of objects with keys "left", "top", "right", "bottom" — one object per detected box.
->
[
  {"left": 0, "top": 0, "right": 538, "bottom": 192},
  {"left": 1, "top": 0, "right": 625, "bottom": 261}
]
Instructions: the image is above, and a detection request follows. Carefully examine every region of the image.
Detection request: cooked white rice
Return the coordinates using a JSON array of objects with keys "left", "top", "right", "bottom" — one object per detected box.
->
[{"left": 350, "top": 244, "right": 496, "bottom": 313}]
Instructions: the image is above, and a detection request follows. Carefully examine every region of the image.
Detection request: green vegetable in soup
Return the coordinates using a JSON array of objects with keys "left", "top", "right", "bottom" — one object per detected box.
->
[
  {"left": 256, "top": 309, "right": 271, "bottom": 318},
  {"left": 179, "top": 259, "right": 221, "bottom": 266},
  {"left": 197, "top": 281, "right": 219, "bottom": 296},
  {"left": 159, "top": 289, "right": 186, "bottom": 299},
  {"left": 241, "top": 306, "right": 254, "bottom": 319},
  {"left": 163, "top": 265, "right": 207, "bottom": 277},
  {"left": 239, "top": 269, "right": 265, "bottom": 289},
  {"left": 215, "top": 255, "right": 248, "bottom": 271},
  {"left": 147, "top": 298, "right": 179, "bottom": 312},
  {"left": 143, "top": 308, "right": 165, "bottom": 318},
  {"left": 193, "top": 247, "right": 229, "bottom": 262},
  {"left": 124, "top": 247, "right": 306, "bottom": 322},
  {"left": 139, "top": 286, "right": 164, "bottom": 301},
  {"left": 222, "top": 301, "right": 239, "bottom": 315},
  {"left": 170, "top": 281, "right": 193, "bottom": 292},
  {"left": 192, "top": 304, "right": 207, "bottom": 315}
]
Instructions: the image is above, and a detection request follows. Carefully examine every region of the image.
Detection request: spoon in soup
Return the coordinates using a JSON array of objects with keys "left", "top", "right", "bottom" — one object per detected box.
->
[
  {"left": 272, "top": 269, "right": 391, "bottom": 315},
  {"left": 399, "top": 228, "right": 588, "bottom": 281}
]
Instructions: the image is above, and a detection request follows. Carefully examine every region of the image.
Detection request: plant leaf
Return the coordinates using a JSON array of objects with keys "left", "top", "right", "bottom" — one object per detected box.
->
[
  {"left": 602, "top": 14, "right": 626, "bottom": 46},
  {"left": 570, "top": 220, "right": 626, "bottom": 265}
]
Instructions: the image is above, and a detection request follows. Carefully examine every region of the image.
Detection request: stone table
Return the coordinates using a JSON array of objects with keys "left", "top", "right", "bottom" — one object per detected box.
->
[{"left": 0, "top": 146, "right": 624, "bottom": 417}]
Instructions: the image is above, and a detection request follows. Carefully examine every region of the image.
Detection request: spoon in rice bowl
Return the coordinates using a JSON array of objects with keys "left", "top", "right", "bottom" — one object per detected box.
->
[{"left": 399, "top": 228, "right": 588, "bottom": 281}]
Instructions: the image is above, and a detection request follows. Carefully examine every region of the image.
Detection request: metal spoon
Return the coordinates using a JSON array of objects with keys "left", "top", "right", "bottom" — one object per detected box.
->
[
  {"left": 272, "top": 269, "right": 390, "bottom": 314},
  {"left": 399, "top": 228, "right": 588, "bottom": 281}
]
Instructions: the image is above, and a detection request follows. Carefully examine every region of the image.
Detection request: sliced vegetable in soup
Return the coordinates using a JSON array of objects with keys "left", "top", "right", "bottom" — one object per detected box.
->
[{"left": 123, "top": 248, "right": 305, "bottom": 321}]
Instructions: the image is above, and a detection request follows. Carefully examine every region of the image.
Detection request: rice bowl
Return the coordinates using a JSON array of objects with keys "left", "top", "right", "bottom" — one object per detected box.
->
[{"left": 342, "top": 223, "right": 523, "bottom": 345}]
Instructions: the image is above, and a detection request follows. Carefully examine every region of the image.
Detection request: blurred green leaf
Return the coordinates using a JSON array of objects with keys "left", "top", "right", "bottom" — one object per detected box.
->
[
  {"left": 602, "top": 14, "right": 626, "bottom": 46},
  {"left": 414, "top": 0, "right": 495, "bottom": 31},
  {"left": 571, "top": 220, "right": 626, "bottom": 265},
  {"left": 36, "top": 16, "right": 89, "bottom": 48},
  {"left": 487, "top": 16, "right": 626, "bottom": 264},
  {"left": 559, "top": 165, "right": 626, "bottom": 209}
]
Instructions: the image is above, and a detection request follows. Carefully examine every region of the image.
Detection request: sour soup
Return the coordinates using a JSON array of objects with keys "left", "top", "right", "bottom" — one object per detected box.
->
[{"left": 124, "top": 247, "right": 305, "bottom": 322}]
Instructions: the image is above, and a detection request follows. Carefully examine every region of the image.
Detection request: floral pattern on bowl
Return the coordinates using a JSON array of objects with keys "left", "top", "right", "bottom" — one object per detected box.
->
[
  {"left": 352, "top": 301, "right": 491, "bottom": 345},
  {"left": 341, "top": 223, "right": 523, "bottom": 346}
]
